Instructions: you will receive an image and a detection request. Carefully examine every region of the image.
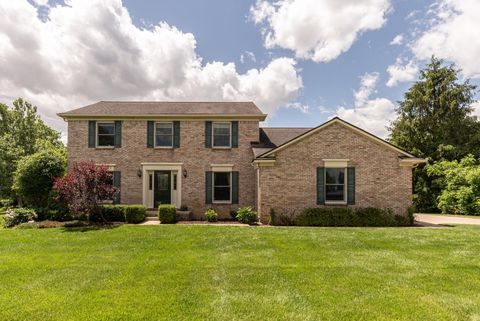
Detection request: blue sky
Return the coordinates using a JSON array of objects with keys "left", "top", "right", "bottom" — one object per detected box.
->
[{"left": 1, "top": 0, "right": 479, "bottom": 138}]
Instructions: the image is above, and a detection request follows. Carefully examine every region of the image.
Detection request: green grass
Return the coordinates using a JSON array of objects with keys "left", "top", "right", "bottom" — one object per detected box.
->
[{"left": 1, "top": 225, "right": 480, "bottom": 321}]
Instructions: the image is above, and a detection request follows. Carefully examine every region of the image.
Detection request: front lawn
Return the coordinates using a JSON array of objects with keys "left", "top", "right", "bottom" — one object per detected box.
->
[{"left": 1, "top": 225, "right": 479, "bottom": 320}]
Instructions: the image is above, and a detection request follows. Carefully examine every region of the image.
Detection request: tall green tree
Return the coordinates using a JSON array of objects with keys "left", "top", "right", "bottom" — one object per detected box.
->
[
  {"left": 0, "top": 98, "right": 63, "bottom": 198},
  {"left": 389, "top": 56, "right": 480, "bottom": 212}
]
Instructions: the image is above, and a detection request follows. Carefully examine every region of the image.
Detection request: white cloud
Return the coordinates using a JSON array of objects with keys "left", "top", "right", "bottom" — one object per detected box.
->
[
  {"left": 286, "top": 102, "right": 309, "bottom": 113},
  {"left": 390, "top": 34, "right": 404, "bottom": 45},
  {"left": 250, "top": 0, "right": 391, "bottom": 62},
  {"left": 335, "top": 72, "right": 395, "bottom": 138},
  {"left": 472, "top": 101, "right": 480, "bottom": 118},
  {"left": 240, "top": 51, "right": 256, "bottom": 64},
  {"left": 412, "top": 0, "right": 480, "bottom": 78},
  {"left": 386, "top": 59, "right": 418, "bottom": 87},
  {"left": 0, "top": 0, "right": 303, "bottom": 133}
]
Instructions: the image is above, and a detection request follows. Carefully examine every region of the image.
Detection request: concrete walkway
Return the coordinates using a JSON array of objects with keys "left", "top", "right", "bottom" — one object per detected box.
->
[{"left": 415, "top": 214, "right": 480, "bottom": 226}]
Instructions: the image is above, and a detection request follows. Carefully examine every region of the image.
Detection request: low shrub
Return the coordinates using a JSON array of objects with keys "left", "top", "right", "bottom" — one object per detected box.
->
[
  {"left": 100, "top": 205, "right": 127, "bottom": 222},
  {"left": 229, "top": 209, "right": 238, "bottom": 221},
  {"left": 158, "top": 204, "right": 176, "bottom": 224},
  {"left": 354, "top": 207, "right": 397, "bottom": 227},
  {"left": 294, "top": 208, "right": 355, "bottom": 227},
  {"left": 395, "top": 206, "right": 415, "bottom": 226},
  {"left": 268, "top": 208, "right": 276, "bottom": 225},
  {"left": 2, "top": 208, "right": 37, "bottom": 228},
  {"left": 125, "top": 205, "right": 146, "bottom": 223},
  {"left": 293, "top": 207, "right": 398, "bottom": 227},
  {"left": 236, "top": 206, "right": 258, "bottom": 224},
  {"left": 205, "top": 208, "right": 218, "bottom": 222}
]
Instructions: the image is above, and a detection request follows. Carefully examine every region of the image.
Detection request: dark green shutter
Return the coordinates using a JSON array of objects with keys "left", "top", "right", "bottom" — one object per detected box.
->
[
  {"left": 231, "top": 121, "right": 238, "bottom": 148},
  {"left": 113, "top": 171, "right": 121, "bottom": 204},
  {"left": 316, "top": 167, "right": 325, "bottom": 205},
  {"left": 205, "top": 171, "right": 213, "bottom": 204},
  {"left": 347, "top": 167, "right": 355, "bottom": 205},
  {"left": 173, "top": 121, "right": 180, "bottom": 148},
  {"left": 88, "top": 121, "right": 96, "bottom": 148},
  {"left": 114, "top": 121, "right": 122, "bottom": 148},
  {"left": 205, "top": 121, "right": 212, "bottom": 148},
  {"left": 147, "top": 121, "right": 154, "bottom": 148},
  {"left": 232, "top": 171, "right": 239, "bottom": 204}
]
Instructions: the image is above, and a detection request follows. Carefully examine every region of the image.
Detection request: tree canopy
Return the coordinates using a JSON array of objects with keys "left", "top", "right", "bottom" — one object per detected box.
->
[
  {"left": 0, "top": 98, "right": 64, "bottom": 198},
  {"left": 389, "top": 57, "right": 480, "bottom": 213},
  {"left": 389, "top": 56, "right": 480, "bottom": 161}
]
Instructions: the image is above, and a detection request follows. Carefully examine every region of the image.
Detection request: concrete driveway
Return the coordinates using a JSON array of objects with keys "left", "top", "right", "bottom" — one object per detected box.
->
[{"left": 415, "top": 214, "right": 480, "bottom": 226}]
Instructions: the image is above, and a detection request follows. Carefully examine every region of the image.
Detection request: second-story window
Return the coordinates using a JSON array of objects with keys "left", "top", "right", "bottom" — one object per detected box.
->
[
  {"left": 213, "top": 122, "right": 231, "bottom": 148},
  {"left": 155, "top": 122, "right": 173, "bottom": 147},
  {"left": 97, "top": 122, "right": 115, "bottom": 147}
]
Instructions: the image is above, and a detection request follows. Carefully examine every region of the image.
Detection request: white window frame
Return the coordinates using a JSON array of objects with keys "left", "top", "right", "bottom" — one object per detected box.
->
[
  {"left": 324, "top": 167, "right": 347, "bottom": 204},
  {"left": 212, "top": 171, "right": 232, "bottom": 204},
  {"left": 96, "top": 121, "right": 115, "bottom": 148},
  {"left": 212, "top": 122, "right": 231, "bottom": 149},
  {"left": 154, "top": 122, "right": 174, "bottom": 148}
]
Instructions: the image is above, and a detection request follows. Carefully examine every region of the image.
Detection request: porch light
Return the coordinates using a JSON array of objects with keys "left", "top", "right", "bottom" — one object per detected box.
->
[
  {"left": 137, "top": 169, "right": 142, "bottom": 178},
  {"left": 183, "top": 169, "right": 187, "bottom": 178}
]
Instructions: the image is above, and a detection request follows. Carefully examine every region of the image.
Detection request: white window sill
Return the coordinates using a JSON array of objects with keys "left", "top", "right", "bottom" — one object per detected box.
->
[
  {"left": 154, "top": 146, "right": 174, "bottom": 149},
  {"left": 212, "top": 201, "right": 232, "bottom": 204},
  {"left": 212, "top": 146, "right": 232, "bottom": 150},
  {"left": 95, "top": 146, "right": 115, "bottom": 149},
  {"left": 325, "top": 201, "right": 347, "bottom": 205}
]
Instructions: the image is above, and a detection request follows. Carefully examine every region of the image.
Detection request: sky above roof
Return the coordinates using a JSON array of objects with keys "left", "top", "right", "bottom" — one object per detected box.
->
[{"left": 1, "top": 0, "right": 479, "bottom": 140}]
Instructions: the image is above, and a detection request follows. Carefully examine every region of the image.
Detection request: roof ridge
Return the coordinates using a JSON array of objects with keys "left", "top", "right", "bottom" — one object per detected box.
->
[{"left": 97, "top": 100, "right": 255, "bottom": 103}]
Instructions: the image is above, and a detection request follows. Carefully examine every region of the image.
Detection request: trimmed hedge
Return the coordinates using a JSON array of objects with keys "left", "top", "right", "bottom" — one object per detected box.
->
[
  {"left": 158, "top": 205, "right": 176, "bottom": 224},
  {"left": 125, "top": 205, "right": 147, "bottom": 224},
  {"left": 91, "top": 205, "right": 146, "bottom": 223},
  {"left": 293, "top": 207, "right": 401, "bottom": 227}
]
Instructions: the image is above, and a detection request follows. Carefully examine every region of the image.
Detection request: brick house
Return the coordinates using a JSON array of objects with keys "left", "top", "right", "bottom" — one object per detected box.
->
[{"left": 58, "top": 101, "right": 425, "bottom": 223}]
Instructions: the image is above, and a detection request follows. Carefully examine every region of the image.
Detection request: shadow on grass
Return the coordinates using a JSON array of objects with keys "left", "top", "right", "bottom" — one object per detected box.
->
[{"left": 61, "top": 223, "right": 121, "bottom": 233}]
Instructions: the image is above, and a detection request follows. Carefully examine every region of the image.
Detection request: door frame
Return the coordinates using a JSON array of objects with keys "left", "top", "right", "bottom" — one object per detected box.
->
[{"left": 142, "top": 163, "right": 182, "bottom": 209}]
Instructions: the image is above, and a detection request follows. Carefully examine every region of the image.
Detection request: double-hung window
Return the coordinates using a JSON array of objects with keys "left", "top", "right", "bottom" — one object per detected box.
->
[
  {"left": 325, "top": 168, "right": 346, "bottom": 202},
  {"left": 97, "top": 122, "right": 115, "bottom": 147},
  {"left": 155, "top": 122, "right": 173, "bottom": 147},
  {"left": 212, "top": 122, "right": 231, "bottom": 148},
  {"left": 213, "top": 172, "right": 231, "bottom": 202}
]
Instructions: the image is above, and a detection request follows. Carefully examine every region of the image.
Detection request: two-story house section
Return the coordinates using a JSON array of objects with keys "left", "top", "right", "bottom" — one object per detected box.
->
[{"left": 58, "top": 101, "right": 425, "bottom": 222}]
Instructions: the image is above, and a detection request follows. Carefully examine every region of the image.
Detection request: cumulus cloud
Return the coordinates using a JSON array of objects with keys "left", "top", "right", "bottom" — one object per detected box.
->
[
  {"left": 412, "top": 0, "right": 480, "bottom": 78},
  {"left": 390, "top": 34, "right": 404, "bottom": 45},
  {"left": 0, "top": 0, "right": 303, "bottom": 133},
  {"left": 335, "top": 72, "right": 395, "bottom": 138},
  {"left": 472, "top": 101, "right": 480, "bottom": 118},
  {"left": 386, "top": 59, "right": 418, "bottom": 87},
  {"left": 250, "top": 0, "right": 391, "bottom": 62}
]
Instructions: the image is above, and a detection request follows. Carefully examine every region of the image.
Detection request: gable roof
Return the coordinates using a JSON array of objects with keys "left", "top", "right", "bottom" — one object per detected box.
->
[
  {"left": 255, "top": 117, "right": 417, "bottom": 159},
  {"left": 58, "top": 101, "right": 266, "bottom": 120},
  {"left": 252, "top": 127, "right": 312, "bottom": 157}
]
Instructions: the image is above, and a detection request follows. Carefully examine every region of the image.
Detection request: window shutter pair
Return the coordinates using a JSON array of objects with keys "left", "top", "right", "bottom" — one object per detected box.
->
[
  {"left": 147, "top": 121, "right": 180, "bottom": 148},
  {"left": 205, "top": 121, "right": 238, "bottom": 148},
  {"left": 316, "top": 167, "right": 355, "bottom": 205},
  {"left": 205, "top": 171, "right": 239, "bottom": 204},
  {"left": 87, "top": 120, "right": 122, "bottom": 148},
  {"left": 113, "top": 171, "right": 121, "bottom": 204}
]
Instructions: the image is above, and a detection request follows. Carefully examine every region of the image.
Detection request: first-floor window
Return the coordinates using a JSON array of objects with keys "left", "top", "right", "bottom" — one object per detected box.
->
[
  {"left": 213, "top": 172, "right": 231, "bottom": 202},
  {"left": 97, "top": 122, "right": 115, "bottom": 147},
  {"left": 325, "top": 168, "right": 345, "bottom": 202}
]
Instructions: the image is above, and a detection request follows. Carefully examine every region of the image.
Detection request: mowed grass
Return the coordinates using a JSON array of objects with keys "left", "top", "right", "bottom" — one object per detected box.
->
[{"left": 1, "top": 225, "right": 480, "bottom": 321}]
